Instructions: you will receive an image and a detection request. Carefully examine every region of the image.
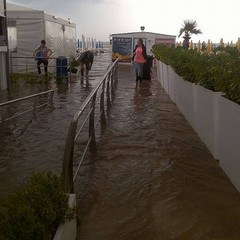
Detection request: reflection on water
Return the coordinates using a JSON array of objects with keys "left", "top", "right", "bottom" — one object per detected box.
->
[
  {"left": 75, "top": 64, "right": 240, "bottom": 240},
  {"left": 0, "top": 48, "right": 112, "bottom": 195},
  {"left": 2, "top": 59, "right": 240, "bottom": 239},
  {"left": 80, "top": 76, "right": 92, "bottom": 89}
]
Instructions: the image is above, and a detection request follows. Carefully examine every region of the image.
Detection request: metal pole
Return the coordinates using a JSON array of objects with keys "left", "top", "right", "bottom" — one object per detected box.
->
[
  {"left": 106, "top": 75, "right": 111, "bottom": 114},
  {"left": 100, "top": 78, "right": 106, "bottom": 125},
  {"left": 110, "top": 70, "right": 115, "bottom": 98},
  {"left": 62, "top": 119, "right": 77, "bottom": 193},
  {"left": 89, "top": 92, "right": 97, "bottom": 153},
  {"left": 3, "top": 0, "right": 10, "bottom": 91}
]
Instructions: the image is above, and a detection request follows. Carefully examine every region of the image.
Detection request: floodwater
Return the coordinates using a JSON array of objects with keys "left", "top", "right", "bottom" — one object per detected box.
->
[
  {"left": 1, "top": 49, "right": 240, "bottom": 239},
  {"left": 0, "top": 47, "right": 112, "bottom": 195},
  {"left": 75, "top": 64, "right": 240, "bottom": 240}
]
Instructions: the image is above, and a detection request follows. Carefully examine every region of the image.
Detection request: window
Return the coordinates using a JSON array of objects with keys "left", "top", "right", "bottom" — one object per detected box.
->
[{"left": 8, "top": 22, "right": 17, "bottom": 52}]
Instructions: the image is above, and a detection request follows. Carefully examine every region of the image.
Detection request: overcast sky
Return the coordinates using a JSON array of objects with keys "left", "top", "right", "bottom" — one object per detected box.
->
[{"left": 7, "top": 0, "right": 240, "bottom": 44}]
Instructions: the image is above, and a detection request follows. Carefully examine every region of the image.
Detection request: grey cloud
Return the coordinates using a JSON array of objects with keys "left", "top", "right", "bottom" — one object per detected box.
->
[{"left": 8, "top": 0, "right": 107, "bottom": 4}]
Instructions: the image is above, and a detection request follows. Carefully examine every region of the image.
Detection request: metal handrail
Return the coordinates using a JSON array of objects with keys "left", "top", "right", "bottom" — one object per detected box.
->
[
  {"left": 8, "top": 56, "right": 77, "bottom": 80},
  {"left": 62, "top": 58, "right": 119, "bottom": 193},
  {"left": 0, "top": 89, "right": 54, "bottom": 124}
]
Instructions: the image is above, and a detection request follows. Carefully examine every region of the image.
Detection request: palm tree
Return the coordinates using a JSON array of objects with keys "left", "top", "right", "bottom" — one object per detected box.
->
[{"left": 178, "top": 20, "right": 202, "bottom": 49}]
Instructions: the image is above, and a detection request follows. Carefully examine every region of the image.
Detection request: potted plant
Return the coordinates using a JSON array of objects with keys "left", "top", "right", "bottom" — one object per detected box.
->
[
  {"left": 0, "top": 171, "right": 76, "bottom": 240},
  {"left": 68, "top": 56, "right": 80, "bottom": 74}
]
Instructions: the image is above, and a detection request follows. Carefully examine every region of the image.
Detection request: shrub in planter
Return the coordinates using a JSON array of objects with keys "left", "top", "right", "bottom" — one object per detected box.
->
[
  {"left": 0, "top": 171, "right": 75, "bottom": 240},
  {"left": 152, "top": 44, "right": 240, "bottom": 104}
]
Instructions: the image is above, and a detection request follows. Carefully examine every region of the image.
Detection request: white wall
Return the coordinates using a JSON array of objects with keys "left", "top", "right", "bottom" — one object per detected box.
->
[{"left": 156, "top": 60, "right": 240, "bottom": 192}]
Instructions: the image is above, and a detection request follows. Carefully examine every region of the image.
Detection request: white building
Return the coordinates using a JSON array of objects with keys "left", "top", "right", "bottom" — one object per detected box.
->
[
  {"left": 111, "top": 30, "right": 176, "bottom": 62},
  {"left": 6, "top": 3, "right": 77, "bottom": 73}
]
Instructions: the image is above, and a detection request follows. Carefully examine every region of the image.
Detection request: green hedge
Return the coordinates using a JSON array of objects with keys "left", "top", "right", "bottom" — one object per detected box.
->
[
  {"left": 0, "top": 172, "right": 75, "bottom": 240},
  {"left": 152, "top": 44, "right": 240, "bottom": 104}
]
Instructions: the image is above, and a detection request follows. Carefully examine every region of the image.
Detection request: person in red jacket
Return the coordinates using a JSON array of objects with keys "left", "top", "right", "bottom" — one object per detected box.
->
[{"left": 132, "top": 38, "right": 147, "bottom": 83}]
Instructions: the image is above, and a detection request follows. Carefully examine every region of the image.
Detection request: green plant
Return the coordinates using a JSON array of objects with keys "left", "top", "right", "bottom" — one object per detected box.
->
[
  {"left": 69, "top": 56, "right": 80, "bottom": 68},
  {"left": 152, "top": 44, "right": 240, "bottom": 104},
  {"left": 0, "top": 171, "right": 75, "bottom": 240},
  {"left": 70, "top": 59, "right": 80, "bottom": 68},
  {"left": 10, "top": 72, "right": 53, "bottom": 83}
]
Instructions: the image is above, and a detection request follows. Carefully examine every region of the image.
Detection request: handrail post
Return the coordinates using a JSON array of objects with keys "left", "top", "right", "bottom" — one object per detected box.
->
[
  {"left": 48, "top": 90, "right": 54, "bottom": 108},
  {"left": 0, "top": 106, "right": 6, "bottom": 121},
  {"left": 32, "top": 98, "right": 37, "bottom": 118},
  {"left": 62, "top": 119, "right": 78, "bottom": 193},
  {"left": 26, "top": 58, "right": 28, "bottom": 74},
  {"left": 9, "top": 52, "right": 13, "bottom": 74},
  {"left": 89, "top": 92, "right": 97, "bottom": 153},
  {"left": 100, "top": 77, "right": 107, "bottom": 125},
  {"left": 110, "top": 69, "right": 115, "bottom": 99},
  {"left": 114, "top": 64, "right": 118, "bottom": 88},
  {"left": 106, "top": 74, "right": 111, "bottom": 115},
  {"left": 68, "top": 58, "right": 72, "bottom": 83}
]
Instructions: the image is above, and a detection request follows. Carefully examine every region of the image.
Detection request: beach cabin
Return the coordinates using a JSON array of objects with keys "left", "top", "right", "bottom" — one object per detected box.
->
[
  {"left": 6, "top": 3, "right": 77, "bottom": 73},
  {"left": 111, "top": 30, "right": 176, "bottom": 62}
]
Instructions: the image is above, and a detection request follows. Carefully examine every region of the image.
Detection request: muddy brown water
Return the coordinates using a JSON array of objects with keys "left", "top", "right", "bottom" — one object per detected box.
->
[
  {"left": 1, "top": 54, "right": 240, "bottom": 239},
  {"left": 0, "top": 48, "right": 112, "bottom": 195},
  {"left": 75, "top": 64, "right": 240, "bottom": 240}
]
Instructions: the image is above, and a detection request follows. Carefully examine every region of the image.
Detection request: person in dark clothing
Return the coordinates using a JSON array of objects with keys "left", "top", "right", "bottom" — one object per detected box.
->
[
  {"left": 78, "top": 50, "right": 94, "bottom": 76},
  {"left": 33, "top": 40, "right": 53, "bottom": 78},
  {"left": 132, "top": 38, "right": 147, "bottom": 83}
]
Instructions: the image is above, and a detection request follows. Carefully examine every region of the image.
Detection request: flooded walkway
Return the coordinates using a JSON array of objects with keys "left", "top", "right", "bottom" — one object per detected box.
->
[
  {"left": 76, "top": 64, "right": 240, "bottom": 240},
  {"left": 0, "top": 49, "right": 112, "bottom": 195}
]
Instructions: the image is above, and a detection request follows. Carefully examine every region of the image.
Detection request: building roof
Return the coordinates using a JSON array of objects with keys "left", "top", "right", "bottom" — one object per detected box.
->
[
  {"left": 7, "top": 3, "right": 35, "bottom": 11},
  {"left": 110, "top": 31, "right": 176, "bottom": 38},
  {"left": 6, "top": 2, "right": 76, "bottom": 27}
]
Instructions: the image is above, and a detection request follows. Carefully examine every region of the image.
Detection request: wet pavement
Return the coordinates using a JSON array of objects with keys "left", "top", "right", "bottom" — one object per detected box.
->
[
  {"left": 1, "top": 52, "right": 240, "bottom": 239},
  {"left": 0, "top": 48, "right": 112, "bottom": 195},
  {"left": 76, "top": 64, "right": 240, "bottom": 240}
]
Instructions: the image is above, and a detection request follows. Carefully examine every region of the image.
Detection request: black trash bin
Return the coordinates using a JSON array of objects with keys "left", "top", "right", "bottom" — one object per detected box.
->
[
  {"left": 143, "top": 55, "right": 153, "bottom": 80},
  {"left": 56, "top": 56, "right": 68, "bottom": 82}
]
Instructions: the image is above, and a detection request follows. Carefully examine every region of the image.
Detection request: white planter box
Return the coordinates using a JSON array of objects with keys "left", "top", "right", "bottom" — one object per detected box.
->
[
  {"left": 174, "top": 76, "right": 195, "bottom": 128},
  {"left": 162, "top": 63, "right": 169, "bottom": 93},
  {"left": 193, "top": 84, "right": 222, "bottom": 159},
  {"left": 160, "top": 61, "right": 164, "bottom": 86},
  {"left": 218, "top": 96, "right": 240, "bottom": 191},
  {"left": 156, "top": 59, "right": 240, "bottom": 191},
  {"left": 156, "top": 60, "right": 161, "bottom": 84},
  {"left": 53, "top": 194, "right": 77, "bottom": 240},
  {"left": 167, "top": 66, "right": 177, "bottom": 102}
]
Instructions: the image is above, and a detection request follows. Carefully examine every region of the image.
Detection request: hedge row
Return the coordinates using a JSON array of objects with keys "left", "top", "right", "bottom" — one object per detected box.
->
[{"left": 152, "top": 44, "right": 240, "bottom": 104}]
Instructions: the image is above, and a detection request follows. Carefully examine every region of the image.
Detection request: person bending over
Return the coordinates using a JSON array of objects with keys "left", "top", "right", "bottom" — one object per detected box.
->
[{"left": 78, "top": 50, "right": 94, "bottom": 76}]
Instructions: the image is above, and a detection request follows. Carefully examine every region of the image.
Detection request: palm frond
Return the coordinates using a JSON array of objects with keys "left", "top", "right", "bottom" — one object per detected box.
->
[{"left": 178, "top": 20, "right": 202, "bottom": 38}]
